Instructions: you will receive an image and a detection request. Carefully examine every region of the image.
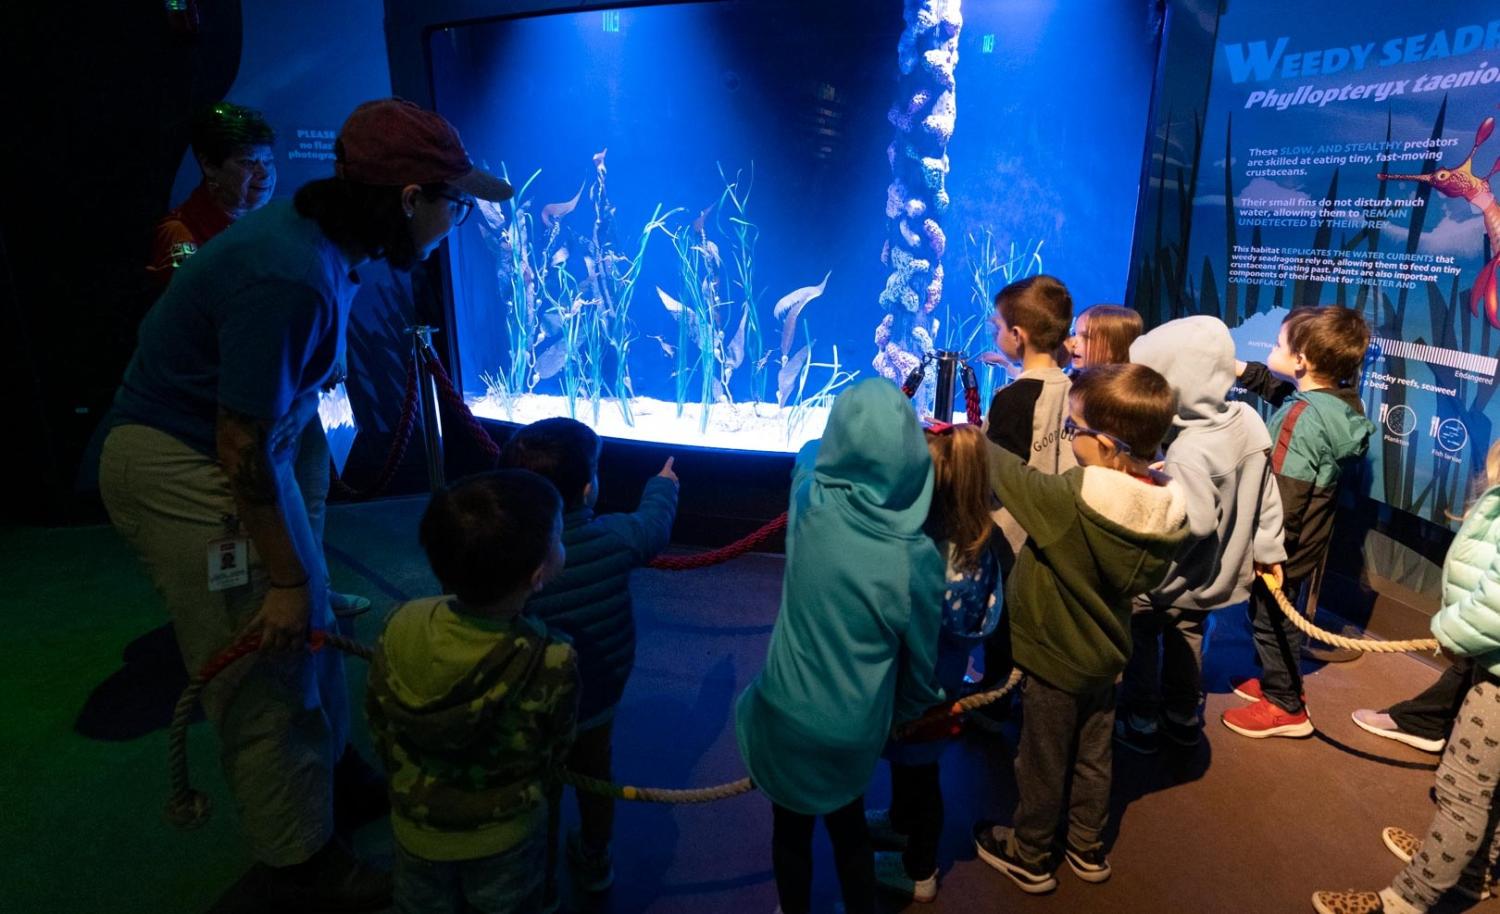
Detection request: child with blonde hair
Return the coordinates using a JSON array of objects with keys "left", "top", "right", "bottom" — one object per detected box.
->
[
  {"left": 1065, "top": 304, "right": 1143, "bottom": 370},
  {"left": 870, "top": 423, "right": 1008, "bottom": 904}
]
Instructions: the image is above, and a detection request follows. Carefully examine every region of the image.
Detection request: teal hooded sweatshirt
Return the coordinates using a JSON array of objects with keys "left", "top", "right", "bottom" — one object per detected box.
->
[{"left": 735, "top": 378, "right": 945, "bottom": 815}]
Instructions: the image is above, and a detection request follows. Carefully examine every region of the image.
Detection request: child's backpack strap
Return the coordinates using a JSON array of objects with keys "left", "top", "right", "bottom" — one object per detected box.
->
[{"left": 1271, "top": 400, "right": 1310, "bottom": 474}]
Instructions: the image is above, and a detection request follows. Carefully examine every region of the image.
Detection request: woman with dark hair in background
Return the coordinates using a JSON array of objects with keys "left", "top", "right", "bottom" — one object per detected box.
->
[{"left": 100, "top": 98, "right": 511, "bottom": 910}]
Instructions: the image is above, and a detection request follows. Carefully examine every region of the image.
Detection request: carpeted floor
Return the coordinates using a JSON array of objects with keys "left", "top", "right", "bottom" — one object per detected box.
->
[{"left": 1, "top": 495, "right": 1478, "bottom": 914}]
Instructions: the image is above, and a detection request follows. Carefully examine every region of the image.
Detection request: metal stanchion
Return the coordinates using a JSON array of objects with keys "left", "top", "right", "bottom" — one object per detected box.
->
[
  {"left": 409, "top": 325, "right": 446, "bottom": 493},
  {"left": 932, "top": 350, "right": 962, "bottom": 423}
]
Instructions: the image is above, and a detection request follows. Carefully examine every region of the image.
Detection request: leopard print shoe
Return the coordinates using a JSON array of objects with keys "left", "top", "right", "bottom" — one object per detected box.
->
[
  {"left": 1311, "top": 890, "right": 1384, "bottom": 914},
  {"left": 1380, "top": 827, "right": 1491, "bottom": 900},
  {"left": 1381, "top": 826, "right": 1419, "bottom": 863}
]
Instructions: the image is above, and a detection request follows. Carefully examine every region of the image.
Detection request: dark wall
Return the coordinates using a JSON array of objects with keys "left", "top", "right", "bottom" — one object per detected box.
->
[
  {"left": 1, "top": 1, "right": 243, "bottom": 522},
  {"left": 0, "top": 1, "right": 442, "bottom": 523}
]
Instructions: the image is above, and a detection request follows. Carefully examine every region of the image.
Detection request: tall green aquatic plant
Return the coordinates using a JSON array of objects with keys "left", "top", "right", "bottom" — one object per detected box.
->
[
  {"left": 717, "top": 164, "right": 769, "bottom": 407},
  {"left": 476, "top": 164, "right": 545, "bottom": 400},
  {"left": 947, "top": 228, "right": 1044, "bottom": 406},
  {"left": 656, "top": 209, "right": 728, "bottom": 431},
  {"left": 595, "top": 202, "right": 676, "bottom": 426}
]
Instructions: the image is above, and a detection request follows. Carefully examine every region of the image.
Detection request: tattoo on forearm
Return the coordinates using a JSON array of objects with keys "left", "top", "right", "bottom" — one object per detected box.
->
[
  {"left": 233, "top": 439, "right": 280, "bottom": 506},
  {"left": 220, "top": 409, "right": 281, "bottom": 507}
]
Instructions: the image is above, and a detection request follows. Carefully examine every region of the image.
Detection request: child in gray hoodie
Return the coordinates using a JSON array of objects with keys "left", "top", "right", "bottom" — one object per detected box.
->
[{"left": 1118, "top": 316, "right": 1286, "bottom": 752}]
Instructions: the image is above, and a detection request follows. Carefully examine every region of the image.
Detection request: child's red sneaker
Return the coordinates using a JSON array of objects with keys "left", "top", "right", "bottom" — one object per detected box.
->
[
  {"left": 1221, "top": 698, "right": 1314, "bottom": 739},
  {"left": 1230, "top": 677, "right": 1264, "bottom": 702},
  {"left": 1229, "top": 677, "right": 1305, "bottom": 705}
]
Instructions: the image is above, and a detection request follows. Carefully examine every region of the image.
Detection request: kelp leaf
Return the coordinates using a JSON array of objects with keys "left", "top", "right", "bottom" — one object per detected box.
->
[
  {"left": 725, "top": 304, "right": 749, "bottom": 371},
  {"left": 541, "top": 183, "right": 585, "bottom": 228},
  {"left": 656, "top": 287, "right": 685, "bottom": 315},
  {"left": 775, "top": 271, "right": 831, "bottom": 356},
  {"left": 777, "top": 345, "right": 810, "bottom": 407},
  {"left": 534, "top": 343, "right": 567, "bottom": 381},
  {"left": 713, "top": 379, "right": 730, "bottom": 403}
]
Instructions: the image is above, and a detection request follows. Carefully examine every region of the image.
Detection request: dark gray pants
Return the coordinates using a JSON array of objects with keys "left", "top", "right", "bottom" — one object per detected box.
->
[
  {"left": 1249, "top": 575, "right": 1307, "bottom": 713},
  {"left": 1012, "top": 673, "right": 1114, "bottom": 865},
  {"left": 1122, "top": 602, "right": 1209, "bottom": 724}
]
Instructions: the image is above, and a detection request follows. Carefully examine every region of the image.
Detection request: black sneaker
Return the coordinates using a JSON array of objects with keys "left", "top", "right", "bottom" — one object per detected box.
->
[
  {"left": 972, "top": 822, "right": 1057, "bottom": 894},
  {"left": 260, "top": 837, "right": 391, "bottom": 911},
  {"left": 1063, "top": 843, "right": 1112, "bottom": 883},
  {"left": 1113, "top": 715, "right": 1159, "bottom": 755},
  {"left": 1161, "top": 716, "right": 1203, "bottom": 749}
]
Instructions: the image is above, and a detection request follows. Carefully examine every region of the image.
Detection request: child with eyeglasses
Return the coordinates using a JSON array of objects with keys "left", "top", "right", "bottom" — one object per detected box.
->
[{"left": 970, "top": 363, "right": 1189, "bottom": 895}]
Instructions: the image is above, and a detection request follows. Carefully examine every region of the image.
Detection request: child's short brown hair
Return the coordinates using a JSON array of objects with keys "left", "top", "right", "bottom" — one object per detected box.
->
[
  {"left": 995, "top": 275, "right": 1073, "bottom": 352},
  {"left": 1069, "top": 363, "right": 1177, "bottom": 457},
  {"left": 1283, "top": 307, "right": 1370, "bottom": 386}
]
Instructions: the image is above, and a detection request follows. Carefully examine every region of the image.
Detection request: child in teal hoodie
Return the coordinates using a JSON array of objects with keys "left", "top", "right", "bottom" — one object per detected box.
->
[{"left": 736, "top": 378, "right": 945, "bottom": 914}]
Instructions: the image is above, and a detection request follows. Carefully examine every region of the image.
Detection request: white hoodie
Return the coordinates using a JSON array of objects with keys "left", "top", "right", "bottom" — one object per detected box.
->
[{"left": 1130, "top": 316, "right": 1287, "bottom": 609}]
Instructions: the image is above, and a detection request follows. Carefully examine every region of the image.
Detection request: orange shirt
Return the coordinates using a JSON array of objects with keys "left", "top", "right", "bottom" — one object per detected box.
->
[{"left": 145, "top": 183, "right": 235, "bottom": 292}]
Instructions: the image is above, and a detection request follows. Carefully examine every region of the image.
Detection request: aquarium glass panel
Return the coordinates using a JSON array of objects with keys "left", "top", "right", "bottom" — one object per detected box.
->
[{"left": 431, "top": 0, "right": 1155, "bottom": 452}]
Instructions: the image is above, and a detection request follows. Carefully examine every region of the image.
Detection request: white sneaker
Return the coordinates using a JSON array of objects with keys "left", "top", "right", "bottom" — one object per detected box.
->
[
  {"left": 873, "top": 851, "right": 937, "bottom": 903},
  {"left": 1351, "top": 709, "right": 1446, "bottom": 753}
]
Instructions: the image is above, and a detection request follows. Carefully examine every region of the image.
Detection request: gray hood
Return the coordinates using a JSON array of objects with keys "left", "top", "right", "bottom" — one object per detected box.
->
[{"left": 1130, "top": 316, "right": 1236, "bottom": 427}]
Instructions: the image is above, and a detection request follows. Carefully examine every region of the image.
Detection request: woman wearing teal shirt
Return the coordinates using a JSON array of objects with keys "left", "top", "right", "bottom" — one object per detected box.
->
[{"left": 735, "top": 378, "right": 945, "bottom": 914}]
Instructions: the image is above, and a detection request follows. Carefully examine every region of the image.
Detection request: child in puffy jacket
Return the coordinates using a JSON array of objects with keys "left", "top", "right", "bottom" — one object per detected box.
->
[
  {"left": 1312, "top": 442, "right": 1500, "bottom": 914},
  {"left": 500, "top": 418, "right": 678, "bottom": 897}
]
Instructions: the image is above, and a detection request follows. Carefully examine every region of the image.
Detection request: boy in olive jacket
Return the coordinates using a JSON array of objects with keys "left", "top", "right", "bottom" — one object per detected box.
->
[{"left": 972, "top": 364, "right": 1188, "bottom": 895}]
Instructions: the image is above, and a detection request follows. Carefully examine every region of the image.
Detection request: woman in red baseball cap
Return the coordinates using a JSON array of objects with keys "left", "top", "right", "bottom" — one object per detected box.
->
[
  {"left": 296, "top": 97, "right": 512, "bottom": 270},
  {"left": 100, "top": 98, "right": 506, "bottom": 911}
]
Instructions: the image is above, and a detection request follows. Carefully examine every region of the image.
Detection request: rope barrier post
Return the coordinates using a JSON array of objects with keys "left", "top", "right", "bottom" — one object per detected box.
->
[
  {"left": 409, "top": 325, "right": 446, "bottom": 493},
  {"left": 932, "top": 350, "right": 961, "bottom": 423}
]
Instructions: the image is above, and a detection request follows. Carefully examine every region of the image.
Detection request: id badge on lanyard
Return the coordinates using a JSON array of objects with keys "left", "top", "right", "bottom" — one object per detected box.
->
[{"left": 208, "top": 514, "right": 250, "bottom": 592}]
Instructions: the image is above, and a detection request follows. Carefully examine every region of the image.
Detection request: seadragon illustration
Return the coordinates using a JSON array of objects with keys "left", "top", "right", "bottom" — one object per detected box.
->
[
  {"left": 873, "top": 0, "right": 961, "bottom": 410},
  {"left": 1379, "top": 114, "right": 1500, "bottom": 327}
]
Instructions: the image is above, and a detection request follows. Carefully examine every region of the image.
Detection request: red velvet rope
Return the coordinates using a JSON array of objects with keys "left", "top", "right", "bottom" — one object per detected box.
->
[
  {"left": 646, "top": 512, "right": 788, "bottom": 570},
  {"left": 329, "top": 353, "right": 421, "bottom": 500},
  {"left": 419, "top": 345, "right": 503, "bottom": 465}
]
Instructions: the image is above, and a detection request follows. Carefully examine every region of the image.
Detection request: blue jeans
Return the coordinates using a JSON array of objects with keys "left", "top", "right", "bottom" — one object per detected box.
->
[{"left": 395, "top": 837, "right": 545, "bottom": 914}]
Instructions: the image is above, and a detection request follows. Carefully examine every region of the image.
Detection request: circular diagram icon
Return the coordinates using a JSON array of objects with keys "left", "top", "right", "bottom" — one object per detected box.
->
[
  {"left": 1437, "top": 418, "right": 1469, "bottom": 453},
  {"left": 1384, "top": 404, "right": 1417, "bottom": 438}
]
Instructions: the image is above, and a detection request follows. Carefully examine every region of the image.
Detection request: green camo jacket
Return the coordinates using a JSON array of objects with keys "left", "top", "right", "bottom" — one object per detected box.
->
[{"left": 367, "top": 597, "right": 578, "bottom": 861}]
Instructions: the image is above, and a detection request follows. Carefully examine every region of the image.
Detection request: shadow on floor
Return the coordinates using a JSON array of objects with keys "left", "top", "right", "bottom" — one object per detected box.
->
[{"left": 74, "top": 622, "right": 192, "bottom": 741}]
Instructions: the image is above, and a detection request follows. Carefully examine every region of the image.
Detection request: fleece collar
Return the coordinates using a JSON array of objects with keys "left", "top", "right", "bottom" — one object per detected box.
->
[{"left": 1078, "top": 466, "right": 1188, "bottom": 538}]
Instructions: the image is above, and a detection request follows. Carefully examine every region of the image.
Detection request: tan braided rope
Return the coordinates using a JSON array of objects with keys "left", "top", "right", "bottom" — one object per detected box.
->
[
  {"left": 1259, "top": 573, "right": 1438, "bottom": 654},
  {"left": 166, "top": 631, "right": 1025, "bottom": 823},
  {"left": 890, "top": 668, "right": 1024, "bottom": 740}
]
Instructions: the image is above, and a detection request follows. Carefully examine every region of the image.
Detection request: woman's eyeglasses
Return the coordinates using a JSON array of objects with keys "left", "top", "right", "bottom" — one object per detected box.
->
[
  {"left": 430, "top": 190, "right": 475, "bottom": 226},
  {"left": 1062, "top": 416, "right": 1133, "bottom": 456}
]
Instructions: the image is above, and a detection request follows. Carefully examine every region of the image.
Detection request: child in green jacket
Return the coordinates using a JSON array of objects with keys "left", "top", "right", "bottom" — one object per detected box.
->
[
  {"left": 367, "top": 469, "right": 578, "bottom": 914},
  {"left": 972, "top": 363, "right": 1189, "bottom": 894},
  {"left": 736, "top": 378, "right": 945, "bottom": 914}
]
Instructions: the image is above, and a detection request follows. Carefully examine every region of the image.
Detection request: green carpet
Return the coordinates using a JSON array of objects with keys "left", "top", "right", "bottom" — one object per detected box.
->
[{"left": 0, "top": 498, "right": 432, "bottom": 914}]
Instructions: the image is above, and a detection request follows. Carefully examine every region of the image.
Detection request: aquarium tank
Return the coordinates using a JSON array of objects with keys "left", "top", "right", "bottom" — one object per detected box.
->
[{"left": 429, "top": 0, "right": 1156, "bottom": 452}]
